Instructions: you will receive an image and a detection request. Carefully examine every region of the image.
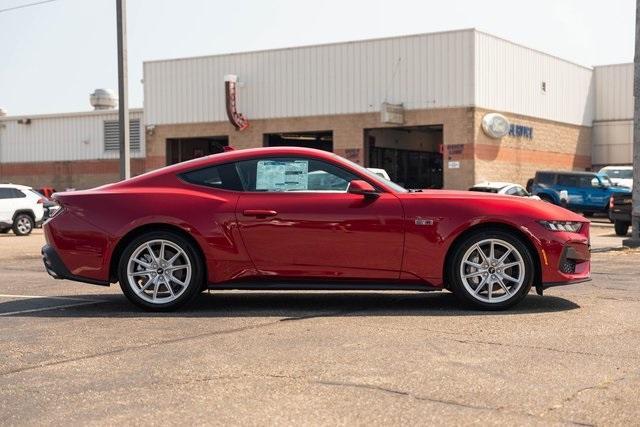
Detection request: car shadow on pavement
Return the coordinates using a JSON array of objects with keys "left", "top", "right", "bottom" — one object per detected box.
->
[{"left": 2, "top": 291, "right": 579, "bottom": 318}]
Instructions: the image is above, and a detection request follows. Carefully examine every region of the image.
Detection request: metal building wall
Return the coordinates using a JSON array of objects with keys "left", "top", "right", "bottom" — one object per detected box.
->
[
  {"left": 144, "top": 29, "right": 475, "bottom": 125},
  {"left": 474, "top": 31, "right": 594, "bottom": 126},
  {"left": 592, "top": 64, "right": 633, "bottom": 166},
  {"left": 594, "top": 63, "right": 633, "bottom": 120},
  {"left": 0, "top": 109, "right": 145, "bottom": 163}
]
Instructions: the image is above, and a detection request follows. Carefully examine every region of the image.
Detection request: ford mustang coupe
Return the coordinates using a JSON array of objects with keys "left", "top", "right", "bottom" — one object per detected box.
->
[{"left": 42, "top": 147, "right": 590, "bottom": 311}]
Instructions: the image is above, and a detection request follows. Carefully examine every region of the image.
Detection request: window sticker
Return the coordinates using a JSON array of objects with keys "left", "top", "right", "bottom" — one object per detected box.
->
[{"left": 256, "top": 160, "right": 309, "bottom": 191}]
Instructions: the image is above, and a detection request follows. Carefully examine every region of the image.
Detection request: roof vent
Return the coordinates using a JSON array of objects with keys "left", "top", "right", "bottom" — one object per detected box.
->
[{"left": 89, "top": 89, "right": 117, "bottom": 110}]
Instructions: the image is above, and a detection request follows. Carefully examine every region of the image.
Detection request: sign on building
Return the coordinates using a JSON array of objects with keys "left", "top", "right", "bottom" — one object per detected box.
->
[{"left": 381, "top": 102, "right": 405, "bottom": 125}]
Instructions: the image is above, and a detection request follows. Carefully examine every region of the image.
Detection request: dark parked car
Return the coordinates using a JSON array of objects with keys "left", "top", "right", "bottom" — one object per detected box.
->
[
  {"left": 530, "top": 171, "right": 630, "bottom": 215},
  {"left": 609, "top": 193, "right": 633, "bottom": 236}
]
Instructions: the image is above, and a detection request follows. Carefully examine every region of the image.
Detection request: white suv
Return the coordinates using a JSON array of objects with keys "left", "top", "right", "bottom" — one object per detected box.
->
[{"left": 0, "top": 184, "right": 45, "bottom": 236}]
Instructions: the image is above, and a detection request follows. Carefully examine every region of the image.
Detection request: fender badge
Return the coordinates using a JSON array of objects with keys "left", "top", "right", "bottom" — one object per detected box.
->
[{"left": 415, "top": 217, "right": 434, "bottom": 226}]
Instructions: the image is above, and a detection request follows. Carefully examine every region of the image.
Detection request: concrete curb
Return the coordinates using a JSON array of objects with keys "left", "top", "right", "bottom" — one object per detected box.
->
[{"left": 591, "top": 246, "right": 629, "bottom": 253}]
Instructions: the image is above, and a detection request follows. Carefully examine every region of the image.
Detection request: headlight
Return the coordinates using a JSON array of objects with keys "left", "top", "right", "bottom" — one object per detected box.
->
[{"left": 538, "top": 220, "right": 583, "bottom": 233}]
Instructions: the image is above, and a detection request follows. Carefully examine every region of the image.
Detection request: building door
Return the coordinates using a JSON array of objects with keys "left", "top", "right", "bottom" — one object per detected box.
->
[
  {"left": 166, "top": 136, "right": 229, "bottom": 165},
  {"left": 365, "top": 126, "right": 443, "bottom": 189}
]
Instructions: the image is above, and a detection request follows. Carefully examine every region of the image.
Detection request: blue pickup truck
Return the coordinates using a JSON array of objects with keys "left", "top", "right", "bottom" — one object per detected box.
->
[{"left": 530, "top": 170, "right": 631, "bottom": 215}]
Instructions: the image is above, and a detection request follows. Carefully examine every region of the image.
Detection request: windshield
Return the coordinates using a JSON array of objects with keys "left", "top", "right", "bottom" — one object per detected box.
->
[
  {"left": 596, "top": 175, "right": 613, "bottom": 187},
  {"left": 603, "top": 168, "right": 633, "bottom": 180},
  {"left": 336, "top": 155, "right": 408, "bottom": 193}
]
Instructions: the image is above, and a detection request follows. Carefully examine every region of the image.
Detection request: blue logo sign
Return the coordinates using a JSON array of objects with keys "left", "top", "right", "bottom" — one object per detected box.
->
[{"left": 509, "top": 124, "right": 533, "bottom": 139}]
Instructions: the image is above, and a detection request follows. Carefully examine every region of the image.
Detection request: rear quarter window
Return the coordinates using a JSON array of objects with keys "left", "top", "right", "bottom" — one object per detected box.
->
[
  {"left": 535, "top": 173, "right": 555, "bottom": 186},
  {"left": 180, "top": 163, "right": 244, "bottom": 191}
]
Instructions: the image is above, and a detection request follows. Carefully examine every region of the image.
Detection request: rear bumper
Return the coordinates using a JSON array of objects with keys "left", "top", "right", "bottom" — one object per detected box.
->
[{"left": 42, "top": 244, "right": 110, "bottom": 286}]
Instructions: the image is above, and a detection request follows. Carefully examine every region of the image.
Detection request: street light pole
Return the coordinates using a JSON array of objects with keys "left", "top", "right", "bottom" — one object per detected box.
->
[{"left": 116, "top": 0, "right": 130, "bottom": 180}]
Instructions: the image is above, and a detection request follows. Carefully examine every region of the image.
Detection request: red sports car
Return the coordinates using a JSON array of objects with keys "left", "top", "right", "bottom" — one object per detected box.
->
[{"left": 42, "top": 147, "right": 590, "bottom": 311}]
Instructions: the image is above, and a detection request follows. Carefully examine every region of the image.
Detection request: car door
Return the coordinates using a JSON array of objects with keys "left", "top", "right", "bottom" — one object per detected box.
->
[
  {"left": 0, "top": 187, "right": 14, "bottom": 223},
  {"left": 584, "top": 176, "right": 609, "bottom": 211},
  {"left": 234, "top": 156, "right": 405, "bottom": 280},
  {"left": 556, "top": 174, "right": 583, "bottom": 209}
]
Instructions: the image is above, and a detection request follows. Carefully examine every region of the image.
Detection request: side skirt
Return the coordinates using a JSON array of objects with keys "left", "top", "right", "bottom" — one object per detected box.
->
[{"left": 205, "top": 281, "right": 443, "bottom": 292}]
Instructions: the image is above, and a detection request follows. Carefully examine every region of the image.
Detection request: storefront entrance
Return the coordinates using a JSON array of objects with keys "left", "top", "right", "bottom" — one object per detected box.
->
[{"left": 365, "top": 126, "right": 443, "bottom": 189}]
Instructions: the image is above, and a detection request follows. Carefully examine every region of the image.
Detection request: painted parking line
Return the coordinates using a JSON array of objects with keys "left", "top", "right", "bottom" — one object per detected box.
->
[{"left": 0, "top": 294, "right": 106, "bottom": 316}]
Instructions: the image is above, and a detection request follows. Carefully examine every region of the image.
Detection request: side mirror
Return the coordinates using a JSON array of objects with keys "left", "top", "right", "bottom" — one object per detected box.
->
[{"left": 348, "top": 180, "right": 379, "bottom": 198}]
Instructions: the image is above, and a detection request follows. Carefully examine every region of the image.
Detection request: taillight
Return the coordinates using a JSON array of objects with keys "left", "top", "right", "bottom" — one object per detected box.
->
[
  {"left": 37, "top": 198, "right": 45, "bottom": 204},
  {"left": 609, "top": 195, "right": 614, "bottom": 210}
]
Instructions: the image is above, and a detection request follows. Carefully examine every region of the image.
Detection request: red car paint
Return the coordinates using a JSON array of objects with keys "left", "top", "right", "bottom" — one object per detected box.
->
[{"left": 44, "top": 147, "right": 590, "bottom": 289}]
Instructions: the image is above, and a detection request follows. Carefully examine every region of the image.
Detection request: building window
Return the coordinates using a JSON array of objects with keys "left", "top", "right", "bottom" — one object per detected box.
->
[
  {"left": 541, "top": 81, "right": 547, "bottom": 93},
  {"left": 104, "top": 119, "right": 141, "bottom": 152}
]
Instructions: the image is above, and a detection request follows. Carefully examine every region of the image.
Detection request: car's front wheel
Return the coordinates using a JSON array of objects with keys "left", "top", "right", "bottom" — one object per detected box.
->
[
  {"left": 12, "top": 214, "right": 34, "bottom": 236},
  {"left": 118, "top": 231, "right": 204, "bottom": 311},
  {"left": 448, "top": 229, "right": 534, "bottom": 310}
]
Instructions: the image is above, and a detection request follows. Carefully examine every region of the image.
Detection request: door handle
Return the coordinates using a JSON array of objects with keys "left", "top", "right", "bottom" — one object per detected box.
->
[{"left": 243, "top": 209, "right": 278, "bottom": 217}]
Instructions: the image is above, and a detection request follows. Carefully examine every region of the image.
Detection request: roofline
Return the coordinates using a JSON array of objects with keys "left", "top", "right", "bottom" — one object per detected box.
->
[
  {"left": 143, "top": 27, "right": 600, "bottom": 71},
  {"left": 0, "top": 107, "right": 143, "bottom": 122},
  {"left": 143, "top": 28, "right": 476, "bottom": 65},
  {"left": 592, "top": 62, "right": 634, "bottom": 69},
  {"left": 473, "top": 30, "right": 593, "bottom": 71}
]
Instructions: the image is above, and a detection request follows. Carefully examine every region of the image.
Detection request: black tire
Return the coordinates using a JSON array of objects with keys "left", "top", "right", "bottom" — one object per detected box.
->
[
  {"left": 447, "top": 229, "right": 535, "bottom": 310},
  {"left": 583, "top": 212, "right": 594, "bottom": 218},
  {"left": 12, "top": 213, "right": 34, "bottom": 236},
  {"left": 117, "top": 231, "right": 204, "bottom": 311},
  {"left": 614, "top": 221, "right": 630, "bottom": 237}
]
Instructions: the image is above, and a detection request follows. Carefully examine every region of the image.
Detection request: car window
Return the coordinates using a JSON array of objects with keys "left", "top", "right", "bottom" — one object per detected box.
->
[
  {"left": 505, "top": 186, "right": 518, "bottom": 195},
  {"left": 513, "top": 186, "right": 528, "bottom": 197},
  {"left": 603, "top": 168, "right": 633, "bottom": 179},
  {"left": 13, "top": 189, "right": 27, "bottom": 198},
  {"left": 180, "top": 163, "right": 244, "bottom": 191},
  {"left": 578, "top": 176, "right": 595, "bottom": 188},
  {"left": 469, "top": 187, "right": 499, "bottom": 193},
  {"left": 0, "top": 188, "right": 14, "bottom": 199},
  {"left": 557, "top": 174, "right": 579, "bottom": 187},
  {"left": 535, "top": 173, "right": 555, "bottom": 186},
  {"left": 235, "top": 157, "right": 359, "bottom": 192}
]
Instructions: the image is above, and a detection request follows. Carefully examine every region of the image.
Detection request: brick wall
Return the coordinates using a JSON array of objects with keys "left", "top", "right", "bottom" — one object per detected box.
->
[
  {"left": 0, "top": 157, "right": 162, "bottom": 190},
  {"left": 147, "top": 107, "right": 477, "bottom": 189},
  {"left": 0, "top": 107, "right": 592, "bottom": 191},
  {"left": 473, "top": 108, "right": 592, "bottom": 187}
]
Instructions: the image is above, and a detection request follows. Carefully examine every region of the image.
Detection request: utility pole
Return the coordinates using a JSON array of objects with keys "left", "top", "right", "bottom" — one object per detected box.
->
[
  {"left": 625, "top": 0, "right": 640, "bottom": 246},
  {"left": 116, "top": 0, "right": 130, "bottom": 180}
]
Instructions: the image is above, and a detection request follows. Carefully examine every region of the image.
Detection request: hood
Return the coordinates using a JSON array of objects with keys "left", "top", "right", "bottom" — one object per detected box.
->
[
  {"left": 609, "top": 183, "right": 633, "bottom": 192},
  {"left": 399, "top": 189, "right": 586, "bottom": 222}
]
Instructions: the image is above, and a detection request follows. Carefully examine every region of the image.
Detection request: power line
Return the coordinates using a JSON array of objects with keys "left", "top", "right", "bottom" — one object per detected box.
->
[{"left": 0, "top": 0, "right": 60, "bottom": 14}]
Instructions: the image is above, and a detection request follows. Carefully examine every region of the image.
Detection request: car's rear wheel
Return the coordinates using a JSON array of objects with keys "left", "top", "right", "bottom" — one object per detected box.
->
[
  {"left": 614, "top": 221, "right": 630, "bottom": 237},
  {"left": 118, "top": 231, "right": 204, "bottom": 311},
  {"left": 12, "top": 214, "right": 34, "bottom": 236},
  {"left": 447, "top": 229, "right": 534, "bottom": 310}
]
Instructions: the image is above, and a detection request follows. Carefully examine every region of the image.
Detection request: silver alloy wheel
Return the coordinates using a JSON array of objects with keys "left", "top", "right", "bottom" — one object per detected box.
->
[
  {"left": 459, "top": 238, "right": 525, "bottom": 304},
  {"left": 16, "top": 216, "right": 32, "bottom": 234},
  {"left": 126, "top": 239, "right": 192, "bottom": 304}
]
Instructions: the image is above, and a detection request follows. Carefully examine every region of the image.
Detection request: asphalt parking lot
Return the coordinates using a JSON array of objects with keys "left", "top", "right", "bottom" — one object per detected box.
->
[{"left": 1, "top": 227, "right": 639, "bottom": 426}]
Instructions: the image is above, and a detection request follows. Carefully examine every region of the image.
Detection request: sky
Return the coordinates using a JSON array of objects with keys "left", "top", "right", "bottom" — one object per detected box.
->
[{"left": 0, "top": 0, "right": 636, "bottom": 116}]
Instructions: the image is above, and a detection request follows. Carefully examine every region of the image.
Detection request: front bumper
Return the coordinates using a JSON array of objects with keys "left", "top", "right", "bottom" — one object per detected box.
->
[{"left": 42, "top": 245, "right": 110, "bottom": 286}]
